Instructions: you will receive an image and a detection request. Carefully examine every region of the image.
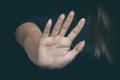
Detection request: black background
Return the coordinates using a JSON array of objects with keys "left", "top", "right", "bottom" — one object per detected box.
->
[{"left": 1, "top": 0, "right": 120, "bottom": 80}]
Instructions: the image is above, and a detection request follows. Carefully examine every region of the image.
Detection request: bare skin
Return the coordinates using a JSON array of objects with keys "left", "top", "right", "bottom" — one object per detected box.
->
[{"left": 15, "top": 11, "right": 86, "bottom": 69}]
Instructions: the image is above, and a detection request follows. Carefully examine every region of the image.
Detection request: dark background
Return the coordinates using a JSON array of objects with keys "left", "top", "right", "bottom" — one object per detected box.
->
[{"left": 1, "top": 0, "right": 120, "bottom": 80}]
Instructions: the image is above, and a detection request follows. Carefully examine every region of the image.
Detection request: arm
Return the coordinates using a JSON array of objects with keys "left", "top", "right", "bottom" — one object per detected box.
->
[
  {"left": 15, "top": 11, "right": 86, "bottom": 69},
  {"left": 15, "top": 22, "right": 42, "bottom": 64}
]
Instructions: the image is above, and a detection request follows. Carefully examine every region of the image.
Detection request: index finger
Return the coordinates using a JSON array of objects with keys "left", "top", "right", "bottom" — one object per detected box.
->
[{"left": 67, "top": 18, "right": 86, "bottom": 42}]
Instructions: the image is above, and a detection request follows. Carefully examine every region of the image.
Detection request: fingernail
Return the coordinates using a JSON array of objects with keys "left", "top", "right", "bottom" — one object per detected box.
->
[
  {"left": 70, "top": 10, "right": 75, "bottom": 17},
  {"left": 80, "top": 40, "right": 85, "bottom": 46},
  {"left": 60, "top": 14, "right": 65, "bottom": 19},
  {"left": 81, "top": 18, "right": 86, "bottom": 23},
  {"left": 48, "top": 19, "right": 52, "bottom": 24}
]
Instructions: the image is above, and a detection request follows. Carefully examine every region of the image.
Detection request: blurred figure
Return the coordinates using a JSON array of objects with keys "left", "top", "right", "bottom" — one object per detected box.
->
[{"left": 15, "top": 5, "right": 117, "bottom": 69}]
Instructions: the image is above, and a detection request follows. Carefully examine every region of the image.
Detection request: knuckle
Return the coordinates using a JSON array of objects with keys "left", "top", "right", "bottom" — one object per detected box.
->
[
  {"left": 72, "top": 29, "right": 79, "bottom": 34},
  {"left": 66, "top": 17, "right": 71, "bottom": 23}
]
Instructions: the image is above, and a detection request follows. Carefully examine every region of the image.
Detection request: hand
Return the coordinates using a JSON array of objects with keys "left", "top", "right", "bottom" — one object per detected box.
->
[{"left": 38, "top": 11, "right": 86, "bottom": 69}]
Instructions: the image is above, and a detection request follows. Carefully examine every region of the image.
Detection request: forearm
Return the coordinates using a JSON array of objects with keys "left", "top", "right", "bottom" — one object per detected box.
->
[
  {"left": 15, "top": 22, "right": 42, "bottom": 46},
  {"left": 15, "top": 22, "right": 42, "bottom": 64}
]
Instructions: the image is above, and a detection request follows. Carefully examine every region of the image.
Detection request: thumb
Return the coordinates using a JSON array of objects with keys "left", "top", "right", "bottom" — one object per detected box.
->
[
  {"left": 65, "top": 41, "right": 85, "bottom": 61},
  {"left": 74, "top": 40, "right": 85, "bottom": 54}
]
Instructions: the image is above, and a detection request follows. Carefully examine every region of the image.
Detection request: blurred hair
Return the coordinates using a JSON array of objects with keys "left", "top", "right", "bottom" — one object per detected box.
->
[{"left": 86, "top": 6, "right": 116, "bottom": 63}]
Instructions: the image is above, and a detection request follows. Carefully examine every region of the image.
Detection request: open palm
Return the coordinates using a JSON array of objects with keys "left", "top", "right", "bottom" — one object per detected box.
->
[{"left": 38, "top": 11, "right": 85, "bottom": 69}]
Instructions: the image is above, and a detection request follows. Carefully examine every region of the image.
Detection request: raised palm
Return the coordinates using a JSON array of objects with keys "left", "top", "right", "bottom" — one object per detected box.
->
[{"left": 38, "top": 11, "right": 85, "bottom": 69}]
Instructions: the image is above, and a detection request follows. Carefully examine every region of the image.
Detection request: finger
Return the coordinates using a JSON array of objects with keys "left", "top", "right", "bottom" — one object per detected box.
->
[
  {"left": 65, "top": 41, "right": 85, "bottom": 61},
  {"left": 50, "top": 14, "right": 65, "bottom": 37},
  {"left": 67, "top": 18, "right": 85, "bottom": 42},
  {"left": 43, "top": 19, "right": 52, "bottom": 37},
  {"left": 59, "top": 11, "right": 75, "bottom": 36}
]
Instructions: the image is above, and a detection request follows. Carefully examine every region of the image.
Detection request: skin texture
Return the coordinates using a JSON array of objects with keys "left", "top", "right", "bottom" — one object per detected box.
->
[{"left": 15, "top": 11, "right": 86, "bottom": 69}]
